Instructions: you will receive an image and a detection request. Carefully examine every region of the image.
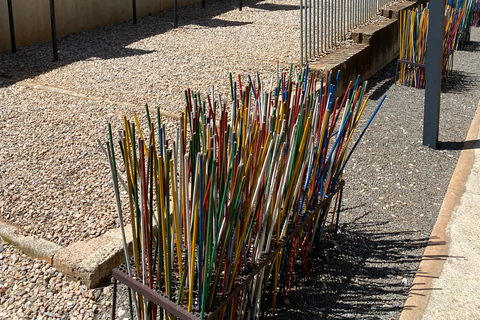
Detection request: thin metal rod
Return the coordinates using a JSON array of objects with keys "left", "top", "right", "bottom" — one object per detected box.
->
[
  {"left": 7, "top": 0, "right": 16, "bottom": 53},
  {"left": 300, "top": 0, "right": 304, "bottom": 64},
  {"left": 321, "top": 0, "right": 324, "bottom": 52},
  {"left": 334, "top": 185, "right": 343, "bottom": 239},
  {"left": 328, "top": 0, "right": 331, "bottom": 48},
  {"left": 49, "top": 0, "right": 58, "bottom": 61},
  {"left": 111, "top": 278, "right": 117, "bottom": 319},
  {"left": 317, "top": 0, "right": 319, "bottom": 54},
  {"left": 306, "top": 0, "right": 309, "bottom": 60},
  {"left": 309, "top": 0, "right": 312, "bottom": 59}
]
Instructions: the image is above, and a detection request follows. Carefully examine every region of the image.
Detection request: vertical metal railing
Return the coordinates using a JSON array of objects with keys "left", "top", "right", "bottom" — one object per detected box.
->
[{"left": 300, "top": 0, "right": 396, "bottom": 64}]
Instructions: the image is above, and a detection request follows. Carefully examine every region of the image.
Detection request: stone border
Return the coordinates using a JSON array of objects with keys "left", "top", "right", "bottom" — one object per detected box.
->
[
  {"left": 309, "top": 0, "right": 415, "bottom": 96},
  {"left": 0, "top": 222, "right": 61, "bottom": 264},
  {"left": 0, "top": 220, "right": 132, "bottom": 288},
  {"left": 399, "top": 100, "right": 480, "bottom": 319}
]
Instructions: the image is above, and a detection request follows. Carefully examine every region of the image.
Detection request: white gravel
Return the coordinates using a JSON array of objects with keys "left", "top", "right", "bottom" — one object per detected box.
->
[
  {"left": 1, "top": 0, "right": 301, "bottom": 114},
  {"left": 0, "top": 239, "right": 115, "bottom": 319},
  {"left": 0, "top": 83, "right": 178, "bottom": 245},
  {"left": 0, "top": 0, "right": 302, "bottom": 245}
]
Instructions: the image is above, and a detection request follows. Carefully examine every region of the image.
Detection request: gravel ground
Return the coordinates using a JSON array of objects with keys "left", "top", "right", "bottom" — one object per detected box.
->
[
  {"left": 0, "top": 0, "right": 301, "bottom": 114},
  {"left": 1, "top": 0, "right": 479, "bottom": 318},
  {"left": 0, "top": 84, "right": 178, "bottom": 245},
  {"left": 0, "top": 241, "right": 115, "bottom": 320},
  {"left": 0, "top": 0, "right": 302, "bottom": 245}
]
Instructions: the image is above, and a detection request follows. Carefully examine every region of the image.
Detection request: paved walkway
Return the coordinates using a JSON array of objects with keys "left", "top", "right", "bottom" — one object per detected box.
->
[{"left": 400, "top": 100, "right": 480, "bottom": 319}]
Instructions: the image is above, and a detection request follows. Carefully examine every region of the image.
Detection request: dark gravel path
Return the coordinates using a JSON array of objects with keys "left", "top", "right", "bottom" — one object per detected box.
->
[{"left": 264, "top": 27, "right": 480, "bottom": 319}]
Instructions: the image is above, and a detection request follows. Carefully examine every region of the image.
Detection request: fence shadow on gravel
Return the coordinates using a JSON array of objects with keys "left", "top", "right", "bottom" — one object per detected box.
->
[
  {"left": 437, "top": 139, "right": 480, "bottom": 150},
  {"left": 461, "top": 40, "right": 480, "bottom": 52},
  {"left": 0, "top": 0, "right": 265, "bottom": 89},
  {"left": 252, "top": 3, "right": 299, "bottom": 11},
  {"left": 366, "top": 60, "right": 396, "bottom": 101},
  {"left": 442, "top": 70, "right": 480, "bottom": 94},
  {"left": 261, "top": 218, "right": 429, "bottom": 319}
]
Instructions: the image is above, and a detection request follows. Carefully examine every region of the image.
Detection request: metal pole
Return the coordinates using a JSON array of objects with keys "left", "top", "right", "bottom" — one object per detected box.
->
[
  {"left": 310, "top": 0, "right": 317, "bottom": 58},
  {"left": 309, "top": 0, "right": 312, "bottom": 59},
  {"left": 313, "top": 0, "right": 316, "bottom": 57},
  {"left": 239, "top": 0, "right": 242, "bottom": 11},
  {"left": 327, "top": 0, "right": 330, "bottom": 47},
  {"left": 305, "top": 0, "right": 308, "bottom": 62},
  {"left": 321, "top": 0, "right": 324, "bottom": 52},
  {"left": 300, "top": 0, "right": 303, "bottom": 65},
  {"left": 49, "top": 0, "right": 58, "bottom": 61},
  {"left": 7, "top": 0, "right": 16, "bottom": 53},
  {"left": 423, "top": 0, "right": 446, "bottom": 149},
  {"left": 317, "top": 0, "right": 319, "bottom": 54},
  {"left": 132, "top": 0, "right": 137, "bottom": 24},
  {"left": 111, "top": 278, "right": 117, "bottom": 319},
  {"left": 173, "top": 0, "right": 178, "bottom": 27}
]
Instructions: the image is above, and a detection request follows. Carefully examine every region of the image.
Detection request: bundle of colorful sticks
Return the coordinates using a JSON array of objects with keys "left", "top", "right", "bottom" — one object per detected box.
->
[
  {"left": 398, "top": 5, "right": 429, "bottom": 88},
  {"left": 398, "top": 3, "right": 469, "bottom": 88},
  {"left": 444, "top": 6, "right": 462, "bottom": 72},
  {"left": 472, "top": 0, "right": 480, "bottom": 26},
  {"left": 105, "top": 67, "right": 385, "bottom": 319},
  {"left": 447, "top": 0, "right": 476, "bottom": 49}
]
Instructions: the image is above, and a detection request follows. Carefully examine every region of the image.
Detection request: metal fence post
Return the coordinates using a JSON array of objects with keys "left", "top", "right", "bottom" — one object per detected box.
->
[
  {"left": 49, "top": 0, "right": 58, "bottom": 61},
  {"left": 423, "top": 0, "right": 446, "bottom": 149},
  {"left": 300, "top": 0, "right": 304, "bottom": 65},
  {"left": 132, "top": 0, "right": 137, "bottom": 24},
  {"left": 7, "top": 0, "right": 16, "bottom": 53},
  {"left": 173, "top": 0, "right": 178, "bottom": 27}
]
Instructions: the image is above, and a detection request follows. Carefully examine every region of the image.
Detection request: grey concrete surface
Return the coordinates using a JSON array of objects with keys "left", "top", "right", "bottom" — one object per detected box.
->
[
  {"left": 400, "top": 100, "right": 480, "bottom": 320},
  {"left": 421, "top": 107, "right": 480, "bottom": 319}
]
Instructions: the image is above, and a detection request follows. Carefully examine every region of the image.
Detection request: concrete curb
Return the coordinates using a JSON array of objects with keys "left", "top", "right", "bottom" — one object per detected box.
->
[
  {"left": 0, "top": 220, "right": 132, "bottom": 288},
  {"left": 399, "top": 100, "right": 480, "bottom": 320},
  {"left": 52, "top": 226, "right": 134, "bottom": 288},
  {"left": 0, "top": 221, "right": 62, "bottom": 264}
]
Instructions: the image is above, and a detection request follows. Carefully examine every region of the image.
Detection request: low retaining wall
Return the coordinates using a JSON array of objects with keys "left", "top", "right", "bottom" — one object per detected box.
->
[
  {"left": 310, "top": 0, "right": 417, "bottom": 95},
  {"left": 0, "top": 0, "right": 199, "bottom": 53}
]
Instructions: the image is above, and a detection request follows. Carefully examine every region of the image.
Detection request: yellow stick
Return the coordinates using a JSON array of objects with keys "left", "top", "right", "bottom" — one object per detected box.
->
[
  {"left": 169, "top": 159, "right": 183, "bottom": 299},
  {"left": 157, "top": 155, "right": 169, "bottom": 298}
]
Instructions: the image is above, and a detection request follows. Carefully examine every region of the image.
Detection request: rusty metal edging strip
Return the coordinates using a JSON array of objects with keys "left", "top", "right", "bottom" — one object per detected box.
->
[{"left": 113, "top": 268, "right": 199, "bottom": 320}]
